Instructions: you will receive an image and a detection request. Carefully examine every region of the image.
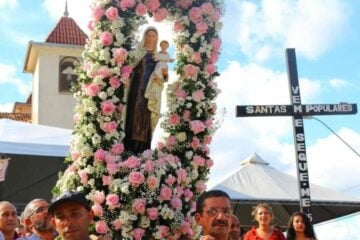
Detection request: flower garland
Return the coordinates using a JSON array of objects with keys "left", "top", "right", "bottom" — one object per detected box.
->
[{"left": 53, "top": 0, "right": 223, "bottom": 239}]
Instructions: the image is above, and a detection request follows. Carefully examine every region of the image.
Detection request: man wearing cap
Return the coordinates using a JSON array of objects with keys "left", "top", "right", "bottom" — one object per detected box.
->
[
  {"left": 49, "top": 192, "right": 94, "bottom": 240},
  {"left": 21, "top": 199, "right": 55, "bottom": 240}
]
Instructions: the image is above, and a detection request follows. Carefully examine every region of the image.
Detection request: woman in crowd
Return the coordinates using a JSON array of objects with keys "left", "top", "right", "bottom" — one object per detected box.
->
[
  {"left": 244, "top": 203, "right": 285, "bottom": 240},
  {"left": 285, "top": 212, "right": 317, "bottom": 240}
]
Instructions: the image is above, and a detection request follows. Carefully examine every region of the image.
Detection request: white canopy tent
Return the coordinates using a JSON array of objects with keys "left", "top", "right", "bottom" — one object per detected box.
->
[
  {"left": 0, "top": 119, "right": 72, "bottom": 204},
  {"left": 0, "top": 119, "right": 72, "bottom": 157},
  {"left": 210, "top": 153, "right": 360, "bottom": 229}
]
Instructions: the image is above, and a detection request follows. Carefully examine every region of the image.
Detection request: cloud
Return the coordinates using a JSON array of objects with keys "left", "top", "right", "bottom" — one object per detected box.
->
[
  {"left": 0, "top": 0, "right": 17, "bottom": 8},
  {"left": 224, "top": 0, "right": 351, "bottom": 62},
  {"left": 43, "top": 0, "right": 92, "bottom": 32},
  {"left": 208, "top": 60, "right": 323, "bottom": 184},
  {"left": 0, "top": 103, "right": 14, "bottom": 112},
  {"left": 329, "top": 78, "right": 350, "bottom": 89},
  {"left": 0, "top": 63, "right": 31, "bottom": 97}
]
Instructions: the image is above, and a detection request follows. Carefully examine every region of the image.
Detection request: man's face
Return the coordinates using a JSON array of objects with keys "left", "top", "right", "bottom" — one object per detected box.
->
[
  {"left": 0, "top": 202, "right": 17, "bottom": 233},
  {"left": 27, "top": 200, "right": 53, "bottom": 232},
  {"left": 195, "top": 197, "right": 232, "bottom": 238},
  {"left": 51, "top": 201, "right": 93, "bottom": 240},
  {"left": 229, "top": 215, "right": 241, "bottom": 240}
]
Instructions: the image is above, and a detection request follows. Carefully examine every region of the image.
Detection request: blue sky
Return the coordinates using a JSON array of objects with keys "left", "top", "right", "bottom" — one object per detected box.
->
[{"left": 1, "top": 0, "right": 360, "bottom": 239}]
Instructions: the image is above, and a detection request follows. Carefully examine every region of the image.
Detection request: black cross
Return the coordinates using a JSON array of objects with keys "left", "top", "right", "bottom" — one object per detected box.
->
[{"left": 236, "top": 48, "right": 357, "bottom": 220}]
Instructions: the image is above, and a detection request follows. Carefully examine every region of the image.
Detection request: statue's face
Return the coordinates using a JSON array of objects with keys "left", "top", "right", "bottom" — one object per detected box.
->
[{"left": 144, "top": 30, "right": 157, "bottom": 50}]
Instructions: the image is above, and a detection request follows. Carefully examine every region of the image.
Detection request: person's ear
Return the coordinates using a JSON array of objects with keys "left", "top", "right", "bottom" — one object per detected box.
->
[
  {"left": 24, "top": 218, "right": 32, "bottom": 229},
  {"left": 88, "top": 210, "right": 95, "bottom": 224},
  {"left": 195, "top": 212, "right": 202, "bottom": 224}
]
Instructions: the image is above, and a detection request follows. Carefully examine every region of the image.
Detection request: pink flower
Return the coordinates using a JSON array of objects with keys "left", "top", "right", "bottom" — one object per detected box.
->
[
  {"left": 120, "top": 0, "right": 136, "bottom": 11},
  {"left": 113, "top": 47, "right": 128, "bottom": 64},
  {"left": 183, "top": 188, "right": 193, "bottom": 199},
  {"left": 106, "top": 162, "right": 119, "bottom": 175},
  {"left": 173, "top": 21, "right": 185, "bottom": 33},
  {"left": 87, "top": 21, "right": 95, "bottom": 31},
  {"left": 95, "top": 220, "right": 108, "bottom": 234},
  {"left": 159, "top": 185, "right": 172, "bottom": 201},
  {"left": 158, "top": 225, "right": 169, "bottom": 238},
  {"left": 192, "top": 89, "right": 205, "bottom": 102},
  {"left": 85, "top": 83, "right": 100, "bottom": 97},
  {"left": 210, "top": 52, "right": 219, "bottom": 63},
  {"left": 125, "top": 156, "right": 141, "bottom": 168},
  {"left": 105, "top": 6, "right": 118, "bottom": 21},
  {"left": 109, "top": 77, "right": 121, "bottom": 89},
  {"left": 191, "top": 52, "right": 202, "bottom": 64},
  {"left": 106, "top": 194, "right": 120, "bottom": 209},
  {"left": 97, "top": 66, "right": 112, "bottom": 78},
  {"left": 195, "top": 180, "right": 206, "bottom": 192},
  {"left": 100, "top": 31, "right": 113, "bottom": 46},
  {"left": 183, "top": 110, "right": 191, "bottom": 121},
  {"left": 211, "top": 38, "right": 222, "bottom": 52},
  {"left": 205, "top": 64, "right": 216, "bottom": 75},
  {"left": 92, "top": 203, "right": 104, "bottom": 217},
  {"left": 193, "top": 155, "right": 205, "bottom": 167},
  {"left": 112, "top": 219, "right": 122, "bottom": 230},
  {"left": 132, "top": 198, "right": 146, "bottom": 214},
  {"left": 165, "top": 175, "right": 176, "bottom": 186},
  {"left": 154, "top": 8, "right": 168, "bottom": 22},
  {"left": 92, "top": 5, "right": 105, "bottom": 21},
  {"left": 133, "top": 228, "right": 145, "bottom": 240},
  {"left": 183, "top": 64, "right": 198, "bottom": 79},
  {"left": 190, "top": 120, "right": 206, "bottom": 134},
  {"left": 204, "top": 135, "right": 213, "bottom": 144},
  {"left": 135, "top": 3, "right": 147, "bottom": 16},
  {"left": 78, "top": 169, "right": 88, "bottom": 185},
  {"left": 94, "top": 149, "right": 106, "bottom": 163},
  {"left": 176, "top": 168, "right": 187, "bottom": 184},
  {"left": 196, "top": 21, "right": 208, "bottom": 35},
  {"left": 121, "top": 65, "right": 133, "bottom": 78},
  {"left": 175, "top": 0, "right": 193, "bottom": 9},
  {"left": 147, "top": 207, "right": 159, "bottom": 220},
  {"left": 169, "top": 114, "right": 180, "bottom": 126},
  {"left": 191, "top": 137, "right": 200, "bottom": 149},
  {"left": 92, "top": 191, "right": 105, "bottom": 204},
  {"left": 206, "top": 159, "right": 214, "bottom": 167},
  {"left": 212, "top": 9, "right": 222, "bottom": 21},
  {"left": 166, "top": 135, "right": 177, "bottom": 148},
  {"left": 146, "top": 0, "right": 160, "bottom": 12},
  {"left": 188, "top": 7, "right": 202, "bottom": 23},
  {"left": 171, "top": 198, "right": 182, "bottom": 209},
  {"left": 71, "top": 151, "right": 80, "bottom": 161},
  {"left": 144, "top": 160, "right": 155, "bottom": 173},
  {"left": 102, "top": 175, "right": 112, "bottom": 186},
  {"left": 205, "top": 119, "right": 213, "bottom": 127},
  {"left": 175, "top": 88, "right": 187, "bottom": 99},
  {"left": 129, "top": 172, "right": 145, "bottom": 187},
  {"left": 201, "top": 2, "right": 214, "bottom": 15},
  {"left": 101, "top": 100, "right": 116, "bottom": 115},
  {"left": 101, "top": 121, "right": 118, "bottom": 133},
  {"left": 146, "top": 175, "right": 159, "bottom": 190},
  {"left": 111, "top": 143, "right": 124, "bottom": 155}
]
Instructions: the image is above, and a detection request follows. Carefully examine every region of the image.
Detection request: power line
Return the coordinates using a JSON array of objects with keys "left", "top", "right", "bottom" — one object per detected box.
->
[{"left": 305, "top": 116, "right": 360, "bottom": 158}]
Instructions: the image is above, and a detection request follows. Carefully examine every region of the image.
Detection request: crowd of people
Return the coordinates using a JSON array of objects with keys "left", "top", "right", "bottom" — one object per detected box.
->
[{"left": 0, "top": 189, "right": 317, "bottom": 240}]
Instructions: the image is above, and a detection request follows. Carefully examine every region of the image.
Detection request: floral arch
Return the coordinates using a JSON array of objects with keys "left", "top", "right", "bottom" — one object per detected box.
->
[{"left": 53, "top": 0, "right": 223, "bottom": 239}]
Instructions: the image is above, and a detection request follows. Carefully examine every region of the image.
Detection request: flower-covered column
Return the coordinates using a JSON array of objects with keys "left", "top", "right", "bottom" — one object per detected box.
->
[{"left": 53, "top": 0, "right": 223, "bottom": 239}]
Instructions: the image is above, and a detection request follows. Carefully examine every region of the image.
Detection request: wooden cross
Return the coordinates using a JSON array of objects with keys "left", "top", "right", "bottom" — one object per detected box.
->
[{"left": 236, "top": 48, "right": 358, "bottom": 220}]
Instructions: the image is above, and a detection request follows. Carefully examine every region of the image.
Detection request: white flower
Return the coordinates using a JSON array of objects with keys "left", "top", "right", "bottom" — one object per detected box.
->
[
  {"left": 175, "top": 132, "right": 187, "bottom": 142},
  {"left": 98, "top": 91, "right": 108, "bottom": 100}
]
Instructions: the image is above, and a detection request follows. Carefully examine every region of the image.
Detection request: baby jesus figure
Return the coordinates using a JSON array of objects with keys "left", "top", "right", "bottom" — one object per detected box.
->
[{"left": 153, "top": 40, "right": 174, "bottom": 81}]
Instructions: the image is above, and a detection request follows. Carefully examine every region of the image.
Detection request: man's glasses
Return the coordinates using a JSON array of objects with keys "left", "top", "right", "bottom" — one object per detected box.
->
[
  {"left": 29, "top": 206, "right": 48, "bottom": 217},
  {"left": 204, "top": 208, "right": 232, "bottom": 217}
]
